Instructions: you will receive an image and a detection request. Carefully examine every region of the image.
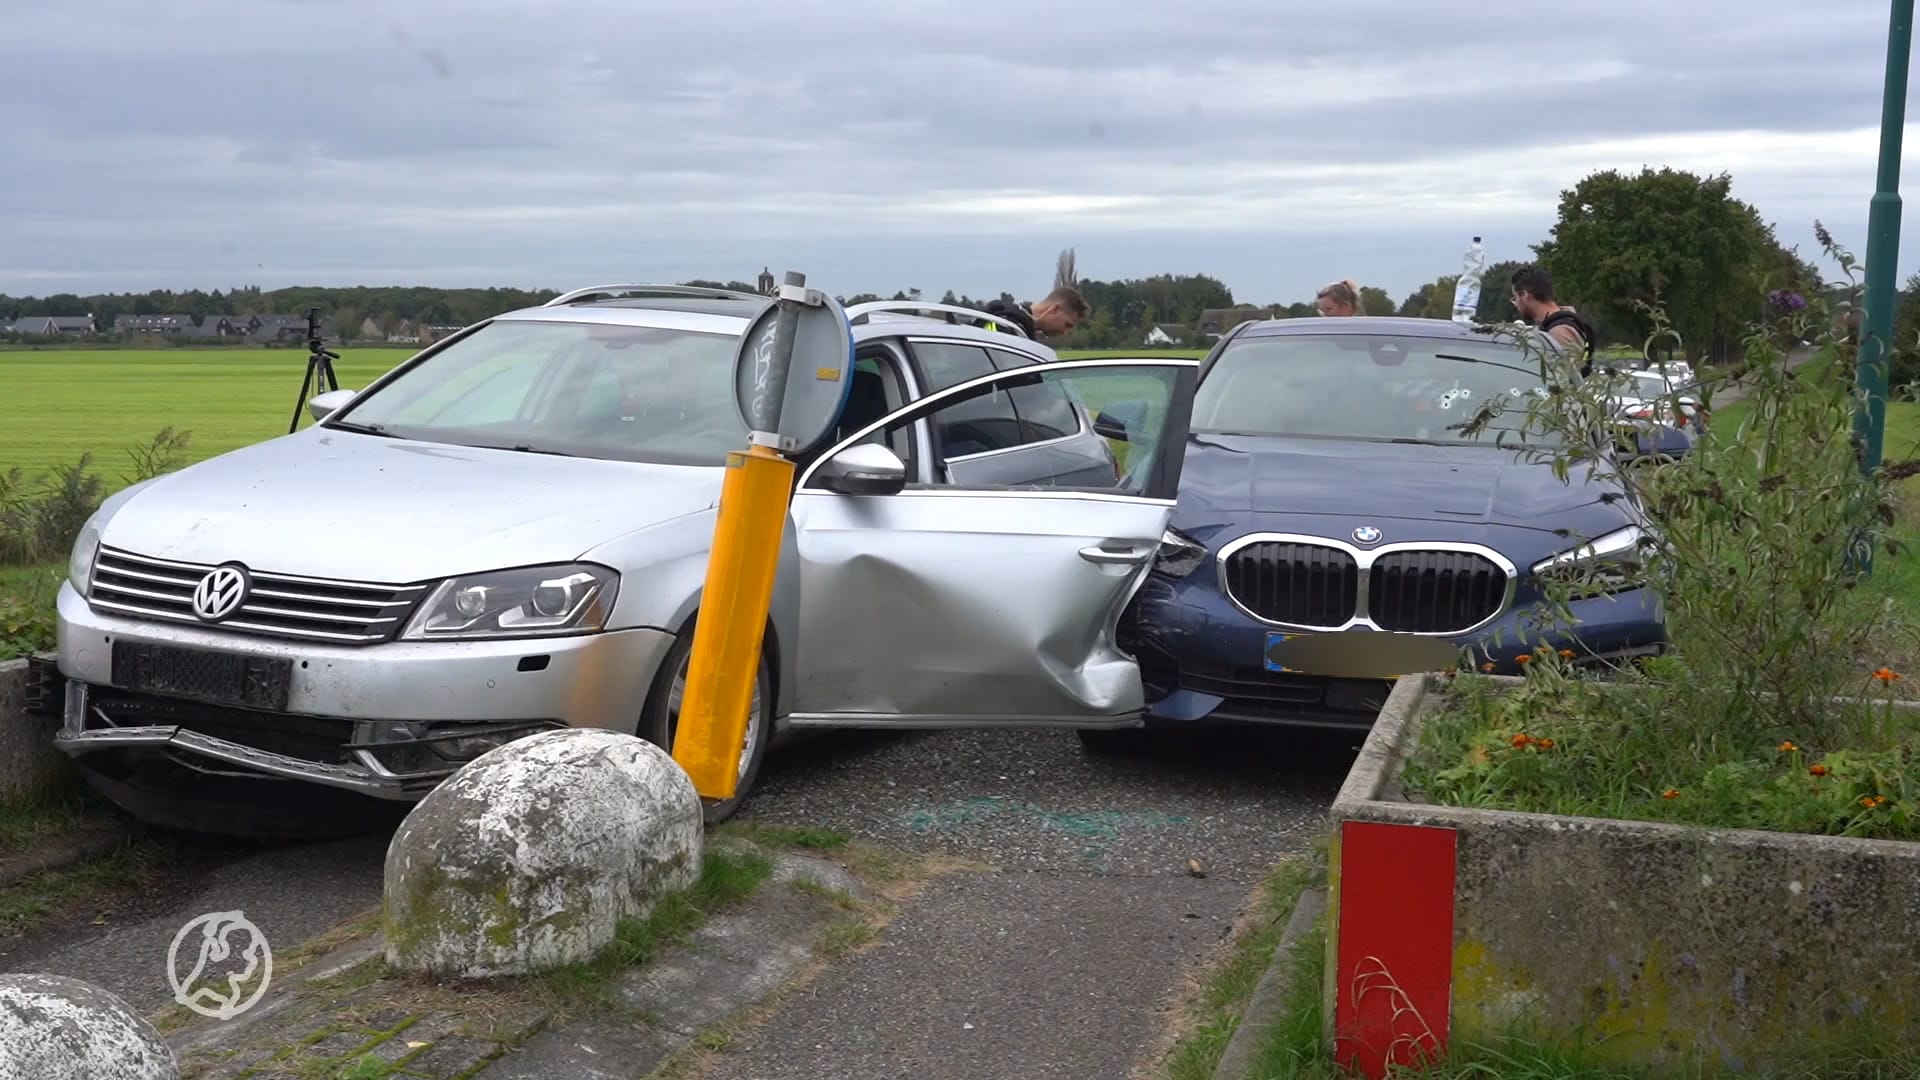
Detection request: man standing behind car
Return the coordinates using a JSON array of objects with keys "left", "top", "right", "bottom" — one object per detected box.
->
[
  {"left": 980, "top": 286, "right": 1089, "bottom": 341},
  {"left": 1511, "top": 264, "right": 1597, "bottom": 375}
]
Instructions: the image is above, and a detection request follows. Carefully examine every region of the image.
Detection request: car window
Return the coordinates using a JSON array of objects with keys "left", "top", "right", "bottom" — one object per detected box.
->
[
  {"left": 908, "top": 342, "right": 1026, "bottom": 460},
  {"left": 820, "top": 349, "right": 914, "bottom": 469},
  {"left": 332, "top": 319, "right": 747, "bottom": 465},
  {"left": 989, "top": 348, "right": 1081, "bottom": 442},
  {"left": 1193, "top": 333, "right": 1561, "bottom": 447},
  {"left": 832, "top": 364, "right": 1182, "bottom": 493},
  {"left": 391, "top": 346, "right": 545, "bottom": 428}
]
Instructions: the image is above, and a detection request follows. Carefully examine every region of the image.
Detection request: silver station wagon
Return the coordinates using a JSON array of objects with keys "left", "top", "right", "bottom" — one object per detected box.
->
[{"left": 42, "top": 286, "right": 1198, "bottom": 834}]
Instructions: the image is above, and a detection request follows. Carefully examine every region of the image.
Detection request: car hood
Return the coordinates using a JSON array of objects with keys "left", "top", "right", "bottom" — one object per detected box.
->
[
  {"left": 1174, "top": 433, "right": 1624, "bottom": 534},
  {"left": 98, "top": 430, "right": 724, "bottom": 582}
]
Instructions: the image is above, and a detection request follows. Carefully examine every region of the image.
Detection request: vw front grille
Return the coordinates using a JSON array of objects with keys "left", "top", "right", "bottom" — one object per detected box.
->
[{"left": 88, "top": 547, "right": 426, "bottom": 645}]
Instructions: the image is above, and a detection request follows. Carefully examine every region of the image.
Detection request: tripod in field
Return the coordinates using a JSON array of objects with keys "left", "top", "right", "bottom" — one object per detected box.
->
[{"left": 288, "top": 308, "right": 342, "bottom": 434}]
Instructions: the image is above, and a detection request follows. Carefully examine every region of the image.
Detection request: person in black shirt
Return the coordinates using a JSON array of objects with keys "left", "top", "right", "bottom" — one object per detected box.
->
[
  {"left": 980, "top": 286, "right": 1090, "bottom": 341},
  {"left": 1510, "top": 264, "right": 1596, "bottom": 375}
]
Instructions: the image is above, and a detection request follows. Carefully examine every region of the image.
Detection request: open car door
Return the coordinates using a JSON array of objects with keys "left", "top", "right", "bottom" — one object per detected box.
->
[{"left": 786, "top": 357, "right": 1198, "bottom": 728}]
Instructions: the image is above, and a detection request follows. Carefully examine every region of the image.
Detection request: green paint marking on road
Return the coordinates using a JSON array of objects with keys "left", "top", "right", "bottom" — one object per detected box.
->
[
  {"left": 899, "top": 800, "right": 1193, "bottom": 844},
  {"left": 901, "top": 796, "right": 1006, "bottom": 835}
]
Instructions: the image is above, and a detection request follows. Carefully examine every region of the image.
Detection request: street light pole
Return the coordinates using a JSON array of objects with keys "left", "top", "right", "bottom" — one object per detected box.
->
[{"left": 1856, "top": 0, "right": 1914, "bottom": 481}]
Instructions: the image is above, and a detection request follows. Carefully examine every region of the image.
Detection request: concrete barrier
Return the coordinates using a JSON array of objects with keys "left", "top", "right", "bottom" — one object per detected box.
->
[
  {"left": 384, "top": 728, "right": 704, "bottom": 979},
  {"left": 0, "top": 656, "right": 73, "bottom": 805},
  {"left": 1326, "top": 673, "right": 1920, "bottom": 1078}
]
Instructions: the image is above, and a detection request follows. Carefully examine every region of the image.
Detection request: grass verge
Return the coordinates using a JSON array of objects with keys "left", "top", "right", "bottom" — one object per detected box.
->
[
  {"left": 1158, "top": 856, "right": 1320, "bottom": 1080},
  {"left": 0, "top": 834, "right": 165, "bottom": 938},
  {"left": 530, "top": 845, "right": 773, "bottom": 1010}
]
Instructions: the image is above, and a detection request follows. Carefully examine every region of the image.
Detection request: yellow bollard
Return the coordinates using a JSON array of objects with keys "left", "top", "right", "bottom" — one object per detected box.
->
[{"left": 672, "top": 442, "right": 796, "bottom": 799}]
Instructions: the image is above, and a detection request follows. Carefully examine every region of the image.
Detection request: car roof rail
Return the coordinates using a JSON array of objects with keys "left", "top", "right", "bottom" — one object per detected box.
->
[
  {"left": 543, "top": 283, "right": 768, "bottom": 306},
  {"left": 844, "top": 301, "right": 1032, "bottom": 339}
]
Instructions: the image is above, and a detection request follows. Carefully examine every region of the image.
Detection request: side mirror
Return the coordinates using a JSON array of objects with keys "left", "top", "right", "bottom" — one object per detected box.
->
[
  {"left": 818, "top": 443, "right": 907, "bottom": 496},
  {"left": 1094, "top": 400, "right": 1149, "bottom": 442},
  {"left": 308, "top": 389, "right": 358, "bottom": 422}
]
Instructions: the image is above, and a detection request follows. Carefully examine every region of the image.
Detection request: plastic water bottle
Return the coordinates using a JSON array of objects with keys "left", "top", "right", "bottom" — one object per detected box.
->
[{"left": 1451, "top": 236, "right": 1485, "bottom": 322}]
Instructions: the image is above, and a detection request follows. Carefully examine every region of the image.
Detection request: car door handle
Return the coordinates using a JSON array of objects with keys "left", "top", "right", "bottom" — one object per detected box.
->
[{"left": 1079, "top": 544, "right": 1155, "bottom": 565}]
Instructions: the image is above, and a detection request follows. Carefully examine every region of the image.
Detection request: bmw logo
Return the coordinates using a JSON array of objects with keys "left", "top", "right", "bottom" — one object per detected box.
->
[{"left": 1352, "top": 526, "right": 1383, "bottom": 546}]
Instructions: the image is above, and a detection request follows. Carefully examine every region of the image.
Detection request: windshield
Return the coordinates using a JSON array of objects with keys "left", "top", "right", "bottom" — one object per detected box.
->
[
  {"left": 1631, "top": 373, "right": 1671, "bottom": 399},
  {"left": 330, "top": 319, "right": 744, "bottom": 465},
  {"left": 1191, "top": 333, "right": 1559, "bottom": 447}
]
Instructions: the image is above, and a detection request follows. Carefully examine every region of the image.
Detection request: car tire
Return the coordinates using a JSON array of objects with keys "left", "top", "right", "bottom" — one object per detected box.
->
[
  {"left": 640, "top": 618, "right": 773, "bottom": 826},
  {"left": 1076, "top": 727, "right": 1151, "bottom": 755}
]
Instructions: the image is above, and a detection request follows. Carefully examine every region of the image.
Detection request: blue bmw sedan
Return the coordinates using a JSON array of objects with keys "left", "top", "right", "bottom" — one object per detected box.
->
[{"left": 1117, "top": 316, "right": 1667, "bottom": 734}]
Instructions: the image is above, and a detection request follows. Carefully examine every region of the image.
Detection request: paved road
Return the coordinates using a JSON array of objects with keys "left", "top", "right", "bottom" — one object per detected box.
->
[
  {"left": 711, "top": 725, "right": 1352, "bottom": 1080},
  {"left": 0, "top": 724, "right": 1351, "bottom": 1037}
]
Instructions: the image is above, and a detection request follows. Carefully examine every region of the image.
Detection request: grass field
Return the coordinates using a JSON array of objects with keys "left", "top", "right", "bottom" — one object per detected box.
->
[{"left": 0, "top": 347, "right": 1206, "bottom": 484}]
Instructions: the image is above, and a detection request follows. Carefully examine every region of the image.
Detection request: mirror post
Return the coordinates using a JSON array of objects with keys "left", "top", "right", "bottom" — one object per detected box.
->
[{"left": 674, "top": 272, "right": 815, "bottom": 800}]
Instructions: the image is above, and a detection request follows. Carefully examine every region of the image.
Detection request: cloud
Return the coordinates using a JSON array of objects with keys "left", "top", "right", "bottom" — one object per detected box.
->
[{"left": 0, "top": 0, "right": 1909, "bottom": 303}]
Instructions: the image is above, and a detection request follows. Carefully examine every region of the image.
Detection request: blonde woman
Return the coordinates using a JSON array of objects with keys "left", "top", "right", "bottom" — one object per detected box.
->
[{"left": 1316, "top": 279, "right": 1362, "bottom": 317}]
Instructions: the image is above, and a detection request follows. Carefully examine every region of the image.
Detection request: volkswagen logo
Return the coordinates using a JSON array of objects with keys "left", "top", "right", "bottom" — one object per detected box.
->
[
  {"left": 192, "top": 565, "right": 252, "bottom": 622},
  {"left": 1352, "top": 526, "right": 1384, "bottom": 546}
]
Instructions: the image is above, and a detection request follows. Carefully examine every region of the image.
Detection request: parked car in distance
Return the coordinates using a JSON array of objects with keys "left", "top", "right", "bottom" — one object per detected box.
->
[
  {"left": 39, "top": 287, "right": 1199, "bottom": 836},
  {"left": 1612, "top": 368, "right": 1708, "bottom": 432},
  {"left": 1111, "top": 317, "right": 1671, "bottom": 741}
]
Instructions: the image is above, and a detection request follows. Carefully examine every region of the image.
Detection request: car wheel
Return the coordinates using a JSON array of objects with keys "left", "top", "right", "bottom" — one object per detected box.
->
[{"left": 641, "top": 619, "right": 773, "bottom": 826}]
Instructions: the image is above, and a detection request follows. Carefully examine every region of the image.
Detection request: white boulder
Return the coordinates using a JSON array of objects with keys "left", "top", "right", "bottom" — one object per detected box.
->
[
  {"left": 383, "top": 728, "right": 704, "bottom": 978},
  {"left": 0, "top": 973, "right": 178, "bottom": 1080}
]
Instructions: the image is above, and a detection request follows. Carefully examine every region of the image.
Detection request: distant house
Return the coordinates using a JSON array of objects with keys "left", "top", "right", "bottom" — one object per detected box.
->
[
  {"left": 387, "top": 319, "right": 416, "bottom": 343},
  {"left": 1143, "top": 324, "right": 1186, "bottom": 347},
  {"left": 189, "top": 315, "right": 254, "bottom": 338},
  {"left": 1195, "top": 307, "right": 1272, "bottom": 340},
  {"left": 420, "top": 325, "right": 464, "bottom": 343},
  {"left": 113, "top": 314, "right": 194, "bottom": 336},
  {"left": 10, "top": 315, "right": 96, "bottom": 336},
  {"left": 250, "top": 315, "right": 309, "bottom": 343},
  {"left": 358, "top": 317, "right": 383, "bottom": 340}
]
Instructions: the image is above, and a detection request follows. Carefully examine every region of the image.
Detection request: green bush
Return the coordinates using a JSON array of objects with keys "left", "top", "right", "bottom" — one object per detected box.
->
[
  {"left": 0, "top": 428, "right": 190, "bottom": 568},
  {"left": 1408, "top": 225, "right": 1920, "bottom": 838}
]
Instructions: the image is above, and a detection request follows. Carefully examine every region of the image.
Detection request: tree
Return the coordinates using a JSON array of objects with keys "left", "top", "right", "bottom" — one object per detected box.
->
[
  {"left": 1398, "top": 277, "right": 1458, "bottom": 320},
  {"left": 1359, "top": 286, "right": 1395, "bottom": 316},
  {"left": 1533, "top": 167, "right": 1777, "bottom": 361},
  {"left": 1476, "top": 260, "right": 1528, "bottom": 323}
]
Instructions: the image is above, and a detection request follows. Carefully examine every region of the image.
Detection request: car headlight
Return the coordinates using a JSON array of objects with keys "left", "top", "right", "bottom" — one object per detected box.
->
[
  {"left": 402, "top": 564, "right": 620, "bottom": 640},
  {"left": 1153, "top": 527, "right": 1209, "bottom": 578},
  {"left": 1530, "top": 526, "right": 1651, "bottom": 597},
  {"left": 69, "top": 515, "right": 103, "bottom": 594}
]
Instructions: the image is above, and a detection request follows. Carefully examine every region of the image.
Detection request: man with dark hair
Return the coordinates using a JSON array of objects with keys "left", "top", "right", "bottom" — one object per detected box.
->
[
  {"left": 1510, "top": 264, "right": 1596, "bottom": 374},
  {"left": 981, "top": 286, "right": 1090, "bottom": 340}
]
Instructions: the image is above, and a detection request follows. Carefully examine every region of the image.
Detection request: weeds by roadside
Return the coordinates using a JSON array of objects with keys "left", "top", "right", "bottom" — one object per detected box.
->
[
  {"left": 0, "top": 427, "right": 192, "bottom": 659},
  {"left": 1158, "top": 855, "right": 1321, "bottom": 1080}
]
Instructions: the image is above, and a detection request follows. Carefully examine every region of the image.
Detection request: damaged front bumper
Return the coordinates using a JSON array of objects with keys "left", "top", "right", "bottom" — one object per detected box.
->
[{"left": 53, "top": 680, "right": 564, "bottom": 799}]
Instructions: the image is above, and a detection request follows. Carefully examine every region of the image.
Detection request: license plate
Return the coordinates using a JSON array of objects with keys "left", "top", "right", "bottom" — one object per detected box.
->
[
  {"left": 1265, "top": 630, "right": 1460, "bottom": 681},
  {"left": 112, "top": 641, "right": 294, "bottom": 712},
  {"left": 1264, "top": 632, "right": 1305, "bottom": 673}
]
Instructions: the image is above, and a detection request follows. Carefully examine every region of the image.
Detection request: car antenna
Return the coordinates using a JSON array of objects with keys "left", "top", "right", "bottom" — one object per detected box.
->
[{"left": 288, "top": 306, "right": 343, "bottom": 434}]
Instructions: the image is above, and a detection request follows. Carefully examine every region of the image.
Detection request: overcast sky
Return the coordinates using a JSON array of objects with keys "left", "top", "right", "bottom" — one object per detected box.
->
[{"left": 2, "top": 0, "right": 1914, "bottom": 305}]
